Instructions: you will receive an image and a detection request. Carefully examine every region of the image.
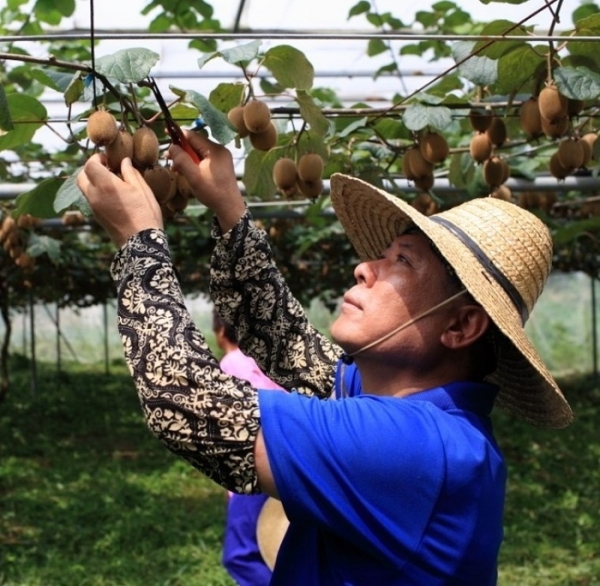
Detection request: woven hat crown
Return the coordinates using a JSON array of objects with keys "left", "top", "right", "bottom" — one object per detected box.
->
[{"left": 432, "top": 198, "right": 553, "bottom": 324}]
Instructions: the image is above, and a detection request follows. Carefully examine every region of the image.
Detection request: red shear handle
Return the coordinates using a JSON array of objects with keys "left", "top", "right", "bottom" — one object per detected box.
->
[{"left": 170, "top": 126, "right": 201, "bottom": 165}]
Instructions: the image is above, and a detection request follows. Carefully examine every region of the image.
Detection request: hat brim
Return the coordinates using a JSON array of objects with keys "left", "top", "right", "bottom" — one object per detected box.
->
[{"left": 329, "top": 173, "right": 573, "bottom": 429}]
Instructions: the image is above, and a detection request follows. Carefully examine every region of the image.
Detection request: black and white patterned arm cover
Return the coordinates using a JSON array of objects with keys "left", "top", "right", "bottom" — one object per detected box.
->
[
  {"left": 111, "top": 229, "right": 260, "bottom": 494},
  {"left": 210, "top": 210, "right": 343, "bottom": 398}
]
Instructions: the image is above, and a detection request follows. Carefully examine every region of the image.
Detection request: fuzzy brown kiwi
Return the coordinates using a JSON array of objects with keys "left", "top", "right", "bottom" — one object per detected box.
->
[
  {"left": 419, "top": 132, "right": 449, "bottom": 164},
  {"left": 249, "top": 122, "right": 278, "bottom": 151},
  {"left": 132, "top": 127, "right": 160, "bottom": 169},
  {"left": 411, "top": 193, "right": 437, "bottom": 215},
  {"left": 549, "top": 151, "right": 572, "bottom": 179},
  {"left": 86, "top": 109, "right": 119, "bottom": 147},
  {"left": 298, "top": 178, "right": 323, "bottom": 199},
  {"left": 491, "top": 185, "right": 512, "bottom": 201},
  {"left": 166, "top": 187, "right": 189, "bottom": 213},
  {"left": 176, "top": 173, "right": 193, "bottom": 199},
  {"left": 483, "top": 156, "right": 507, "bottom": 187},
  {"left": 581, "top": 132, "right": 599, "bottom": 162},
  {"left": 469, "top": 133, "right": 493, "bottom": 163},
  {"left": 520, "top": 97, "right": 542, "bottom": 136},
  {"left": 228, "top": 105, "right": 250, "bottom": 138},
  {"left": 105, "top": 130, "right": 134, "bottom": 173},
  {"left": 468, "top": 108, "right": 493, "bottom": 132},
  {"left": 405, "top": 147, "right": 434, "bottom": 178},
  {"left": 144, "top": 166, "right": 177, "bottom": 204},
  {"left": 297, "top": 153, "right": 324, "bottom": 183},
  {"left": 485, "top": 116, "right": 507, "bottom": 147},
  {"left": 273, "top": 158, "right": 298, "bottom": 191},
  {"left": 538, "top": 84, "right": 568, "bottom": 122},
  {"left": 413, "top": 173, "right": 435, "bottom": 192},
  {"left": 557, "top": 138, "right": 585, "bottom": 169},
  {"left": 61, "top": 211, "right": 86, "bottom": 226},
  {"left": 243, "top": 99, "right": 271, "bottom": 134},
  {"left": 541, "top": 115, "right": 569, "bottom": 139}
]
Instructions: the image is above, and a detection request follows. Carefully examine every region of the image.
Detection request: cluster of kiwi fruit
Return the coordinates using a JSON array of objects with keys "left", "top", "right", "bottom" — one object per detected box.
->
[
  {"left": 272, "top": 153, "right": 325, "bottom": 200},
  {"left": 86, "top": 109, "right": 194, "bottom": 218},
  {"left": 228, "top": 99, "right": 278, "bottom": 151},
  {"left": 519, "top": 85, "right": 599, "bottom": 180},
  {"left": 0, "top": 213, "right": 37, "bottom": 272},
  {"left": 400, "top": 131, "right": 449, "bottom": 215},
  {"left": 467, "top": 108, "right": 511, "bottom": 200}
]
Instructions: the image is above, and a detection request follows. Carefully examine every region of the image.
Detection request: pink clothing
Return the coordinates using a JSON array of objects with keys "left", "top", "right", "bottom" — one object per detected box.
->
[{"left": 220, "top": 348, "right": 284, "bottom": 391}]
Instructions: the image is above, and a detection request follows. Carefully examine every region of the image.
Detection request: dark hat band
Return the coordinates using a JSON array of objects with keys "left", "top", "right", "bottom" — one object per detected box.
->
[{"left": 430, "top": 216, "right": 529, "bottom": 324}]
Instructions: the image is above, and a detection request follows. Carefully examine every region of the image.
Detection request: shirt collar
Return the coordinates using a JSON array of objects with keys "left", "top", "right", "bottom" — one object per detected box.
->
[{"left": 403, "top": 381, "right": 499, "bottom": 417}]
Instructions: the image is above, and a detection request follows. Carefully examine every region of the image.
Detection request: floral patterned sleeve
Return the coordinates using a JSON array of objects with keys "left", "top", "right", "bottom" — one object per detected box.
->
[
  {"left": 111, "top": 228, "right": 260, "bottom": 494},
  {"left": 210, "top": 209, "right": 343, "bottom": 399}
]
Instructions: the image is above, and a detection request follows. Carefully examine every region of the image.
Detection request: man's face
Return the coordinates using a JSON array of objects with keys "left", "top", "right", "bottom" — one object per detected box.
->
[{"left": 330, "top": 231, "right": 456, "bottom": 361}]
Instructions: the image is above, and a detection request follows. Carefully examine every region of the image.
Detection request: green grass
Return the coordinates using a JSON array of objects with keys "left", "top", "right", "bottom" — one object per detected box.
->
[{"left": 1, "top": 356, "right": 599, "bottom": 585}]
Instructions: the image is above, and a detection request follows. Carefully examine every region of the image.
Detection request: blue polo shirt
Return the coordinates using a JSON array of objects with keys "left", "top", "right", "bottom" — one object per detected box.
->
[{"left": 258, "top": 361, "right": 506, "bottom": 585}]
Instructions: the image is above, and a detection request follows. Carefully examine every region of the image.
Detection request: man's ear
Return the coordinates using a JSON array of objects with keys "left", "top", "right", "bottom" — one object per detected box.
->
[{"left": 441, "top": 305, "right": 491, "bottom": 350}]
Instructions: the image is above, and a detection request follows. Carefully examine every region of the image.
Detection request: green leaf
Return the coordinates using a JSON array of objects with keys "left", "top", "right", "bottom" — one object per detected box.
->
[
  {"left": 368, "top": 39, "right": 388, "bottom": 57},
  {"left": 554, "top": 66, "right": 600, "bottom": 101},
  {"left": 179, "top": 89, "right": 237, "bottom": 145},
  {"left": 372, "top": 117, "right": 409, "bottom": 140},
  {"left": 494, "top": 45, "right": 542, "bottom": 95},
  {"left": 553, "top": 216, "right": 600, "bottom": 246},
  {"left": 27, "top": 233, "right": 61, "bottom": 262},
  {"left": 0, "top": 94, "right": 46, "bottom": 151},
  {"left": 263, "top": 46, "right": 314, "bottom": 90},
  {"left": 477, "top": 0, "right": 532, "bottom": 4},
  {"left": 208, "top": 82, "right": 245, "bottom": 114},
  {"left": 259, "top": 78, "right": 285, "bottom": 96},
  {"left": 94, "top": 48, "right": 160, "bottom": 84},
  {"left": 296, "top": 90, "right": 331, "bottom": 137},
  {"left": 0, "top": 86, "right": 14, "bottom": 133},
  {"left": 64, "top": 75, "right": 84, "bottom": 106},
  {"left": 242, "top": 148, "right": 278, "bottom": 197},
  {"left": 35, "top": 0, "right": 74, "bottom": 17},
  {"left": 15, "top": 177, "right": 66, "bottom": 218},
  {"left": 348, "top": 1, "right": 370, "bottom": 17},
  {"left": 403, "top": 104, "right": 452, "bottom": 131},
  {"left": 453, "top": 41, "right": 497, "bottom": 86},
  {"left": 54, "top": 168, "right": 91, "bottom": 215},
  {"left": 219, "top": 40, "right": 262, "bottom": 65},
  {"left": 473, "top": 20, "right": 531, "bottom": 59},
  {"left": 198, "top": 40, "right": 261, "bottom": 69},
  {"left": 189, "top": 38, "right": 218, "bottom": 54}
]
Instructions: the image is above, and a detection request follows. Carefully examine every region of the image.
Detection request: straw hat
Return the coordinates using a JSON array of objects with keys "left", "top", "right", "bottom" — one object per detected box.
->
[
  {"left": 329, "top": 173, "right": 573, "bottom": 429},
  {"left": 256, "top": 497, "right": 290, "bottom": 570}
]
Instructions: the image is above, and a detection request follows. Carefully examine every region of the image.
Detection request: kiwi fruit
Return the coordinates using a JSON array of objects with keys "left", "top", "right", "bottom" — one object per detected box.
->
[
  {"left": 166, "top": 188, "right": 189, "bottom": 213},
  {"left": 132, "top": 127, "right": 160, "bottom": 169},
  {"left": 538, "top": 84, "right": 568, "bottom": 122},
  {"left": 243, "top": 99, "right": 271, "bottom": 134},
  {"left": 297, "top": 153, "right": 324, "bottom": 183},
  {"left": 87, "top": 109, "right": 119, "bottom": 147},
  {"left": 105, "top": 130, "right": 134, "bottom": 173},
  {"left": 490, "top": 185, "right": 512, "bottom": 201},
  {"left": 403, "top": 147, "right": 433, "bottom": 179},
  {"left": 176, "top": 173, "right": 193, "bottom": 199},
  {"left": 298, "top": 177, "right": 323, "bottom": 200},
  {"left": 250, "top": 122, "right": 278, "bottom": 151},
  {"left": 61, "top": 211, "right": 86, "bottom": 226},
  {"left": 144, "top": 166, "right": 177, "bottom": 204},
  {"left": 519, "top": 97, "right": 542, "bottom": 136},
  {"left": 549, "top": 151, "right": 572, "bottom": 179},
  {"left": 557, "top": 138, "right": 585, "bottom": 170},
  {"left": 273, "top": 158, "right": 298, "bottom": 191},
  {"left": 469, "top": 133, "right": 493, "bottom": 163},
  {"left": 228, "top": 105, "right": 250, "bottom": 138},
  {"left": 411, "top": 192, "right": 437, "bottom": 215},
  {"left": 581, "top": 132, "right": 599, "bottom": 162},
  {"left": 413, "top": 173, "right": 435, "bottom": 192},
  {"left": 419, "top": 132, "right": 449, "bottom": 164},
  {"left": 468, "top": 108, "right": 493, "bottom": 132},
  {"left": 486, "top": 116, "right": 507, "bottom": 147},
  {"left": 541, "top": 115, "right": 569, "bottom": 139},
  {"left": 483, "top": 156, "right": 508, "bottom": 187}
]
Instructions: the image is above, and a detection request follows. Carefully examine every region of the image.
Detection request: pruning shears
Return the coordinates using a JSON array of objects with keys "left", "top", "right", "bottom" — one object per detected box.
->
[{"left": 143, "top": 77, "right": 201, "bottom": 164}]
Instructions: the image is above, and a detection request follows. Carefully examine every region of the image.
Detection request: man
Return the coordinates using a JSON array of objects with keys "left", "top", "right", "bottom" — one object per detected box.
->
[
  {"left": 77, "top": 131, "right": 573, "bottom": 585},
  {"left": 212, "top": 309, "right": 285, "bottom": 586}
]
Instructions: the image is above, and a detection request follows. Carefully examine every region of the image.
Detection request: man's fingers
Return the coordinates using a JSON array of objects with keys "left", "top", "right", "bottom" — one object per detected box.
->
[{"left": 181, "top": 129, "right": 213, "bottom": 157}]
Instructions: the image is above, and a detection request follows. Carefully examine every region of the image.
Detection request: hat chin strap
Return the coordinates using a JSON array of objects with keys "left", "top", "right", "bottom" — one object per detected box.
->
[{"left": 344, "top": 289, "right": 468, "bottom": 361}]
